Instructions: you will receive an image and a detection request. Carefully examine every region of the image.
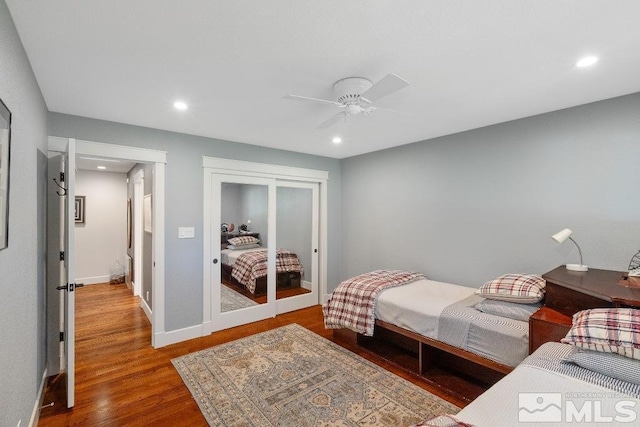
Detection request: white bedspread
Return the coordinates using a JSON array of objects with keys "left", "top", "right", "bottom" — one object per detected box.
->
[
  {"left": 221, "top": 247, "right": 265, "bottom": 266},
  {"left": 375, "top": 279, "right": 476, "bottom": 339}
]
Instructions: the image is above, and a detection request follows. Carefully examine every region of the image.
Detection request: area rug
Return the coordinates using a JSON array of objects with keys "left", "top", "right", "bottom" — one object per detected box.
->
[
  {"left": 172, "top": 323, "right": 459, "bottom": 426},
  {"left": 221, "top": 285, "right": 258, "bottom": 313}
]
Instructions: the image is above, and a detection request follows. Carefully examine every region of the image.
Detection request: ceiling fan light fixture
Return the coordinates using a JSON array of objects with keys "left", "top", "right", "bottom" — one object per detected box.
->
[{"left": 332, "top": 137, "right": 342, "bottom": 144}]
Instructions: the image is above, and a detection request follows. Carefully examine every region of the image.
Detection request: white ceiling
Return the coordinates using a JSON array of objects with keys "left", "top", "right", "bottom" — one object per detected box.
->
[{"left": 7, "top": 1, "right": 640, "bottom": 159}]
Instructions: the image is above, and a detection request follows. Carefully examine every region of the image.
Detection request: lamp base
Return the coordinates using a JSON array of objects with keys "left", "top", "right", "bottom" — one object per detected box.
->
[{"left": 566, "top": 264, "right": 588, "bottom": 272}]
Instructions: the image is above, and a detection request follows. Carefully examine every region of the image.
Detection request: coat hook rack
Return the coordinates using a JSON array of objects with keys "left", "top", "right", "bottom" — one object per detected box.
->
[{"left": 53, "top": 177, "right": 67, "bottom": 196}]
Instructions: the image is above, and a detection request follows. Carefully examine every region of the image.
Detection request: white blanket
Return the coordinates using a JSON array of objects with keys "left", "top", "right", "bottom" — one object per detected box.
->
[
  {"left": 221, "top": 247, "right": 265, "bottom": 266},
  {"left": 375, "top": 279, "right": 476, "bottom": 339}
]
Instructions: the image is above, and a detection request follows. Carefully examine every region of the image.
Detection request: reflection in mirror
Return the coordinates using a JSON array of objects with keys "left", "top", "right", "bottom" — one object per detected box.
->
[
  {"left": 220, "top": 183, "right": 268, "bottom": 312},
  {"left": 0, "top": 98, "right": 11, "bottom": 251},
  {"left": 276, "top": 186, "right": 312, "bottom": 300}
]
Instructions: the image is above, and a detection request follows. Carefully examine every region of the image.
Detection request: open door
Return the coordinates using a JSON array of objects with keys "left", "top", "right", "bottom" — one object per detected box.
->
[{"left": 58, "top": 138, "right": 81, "bottom": 408}]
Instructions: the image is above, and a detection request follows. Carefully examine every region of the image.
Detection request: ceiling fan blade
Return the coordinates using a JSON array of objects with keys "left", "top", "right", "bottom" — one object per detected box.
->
[
  {"left": 285, "top": 94, "right": 343, "bottom": 107},
  {"left": 316, "top": 112, "right": 345, "bottom": 129},
  {"left": 368, "top": 106, "right": 413, "bottom": 116},
  {"left": 360, "top": 73, "right": 409, "bottom": 103}
]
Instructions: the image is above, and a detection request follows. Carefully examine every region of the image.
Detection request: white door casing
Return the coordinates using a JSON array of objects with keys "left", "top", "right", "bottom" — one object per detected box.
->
[
  {"left": 48, "top": 136, "right": 167, "bottom": 347},
  {"left": 61, "top": 138, "right": 76, "bottom": 408}
]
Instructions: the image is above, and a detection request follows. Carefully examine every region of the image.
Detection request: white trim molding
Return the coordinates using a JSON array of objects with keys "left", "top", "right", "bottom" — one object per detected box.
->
[{"left": 153, "top": 323, "right": 205, "bottom": 348}]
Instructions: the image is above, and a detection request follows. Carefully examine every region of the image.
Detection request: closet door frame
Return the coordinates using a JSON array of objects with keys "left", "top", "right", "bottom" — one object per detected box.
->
[{"left": 202, "top": 157, "right": 328, "bottom": 335}]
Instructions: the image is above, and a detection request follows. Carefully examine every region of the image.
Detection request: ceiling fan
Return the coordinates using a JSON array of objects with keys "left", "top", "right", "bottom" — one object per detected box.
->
[{"left": 285, "top": 73, "right": 410, "bottom": 129}]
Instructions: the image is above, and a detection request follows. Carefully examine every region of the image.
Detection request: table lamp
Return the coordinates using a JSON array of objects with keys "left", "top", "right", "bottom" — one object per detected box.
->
[{"left": 551, "top": 228, "right": 588, "bottom": 271}]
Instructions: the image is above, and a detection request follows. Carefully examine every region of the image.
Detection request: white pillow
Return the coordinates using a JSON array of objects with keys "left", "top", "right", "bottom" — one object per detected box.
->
[
  {"left": 475, "top": 299, "right": 541, "bottom": 321},
  {"left": 226, "top": 243, "right": 261, "bottom": 251},
  {"left": 566, "top": 347, "right": 640, "bottom": 385}
]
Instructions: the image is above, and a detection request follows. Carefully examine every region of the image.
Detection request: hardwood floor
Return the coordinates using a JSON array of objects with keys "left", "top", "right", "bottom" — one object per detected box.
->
[{"left": 38, "top": 283, "right": 465, "bottom": 426}]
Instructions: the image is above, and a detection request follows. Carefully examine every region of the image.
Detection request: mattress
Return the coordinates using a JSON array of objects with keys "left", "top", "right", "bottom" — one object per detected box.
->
[
  {"left": 220, "top": 247, "right": 265, "bottom": 266},
  {"left": 375, "top": 279, "right": 529, "bottom": 367},
  {"left": 457, "top": 343, "right": 640, "bottom": 426}
]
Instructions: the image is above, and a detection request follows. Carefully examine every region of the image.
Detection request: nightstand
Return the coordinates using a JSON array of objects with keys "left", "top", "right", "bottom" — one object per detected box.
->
[{"left": 529, "top": 266, "right": 640, "bottom": 353}]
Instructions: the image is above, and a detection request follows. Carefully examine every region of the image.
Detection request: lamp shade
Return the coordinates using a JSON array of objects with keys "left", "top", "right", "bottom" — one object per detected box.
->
[{"left": 551, "top": 228, "right": 572, "bottom": 244}]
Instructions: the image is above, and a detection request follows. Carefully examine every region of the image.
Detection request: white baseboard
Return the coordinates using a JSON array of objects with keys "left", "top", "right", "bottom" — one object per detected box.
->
[
  {"left": 322, "top": 293, "right": 331, "bottom": 304},
  {"left": 153, "top": 323, "right": 205, "bottom": 348},
  {"left": 75, "top": 275, "right": 110, "bottom": 285},
  {"left": 140, "top": 298, "right": 152, "bottom": 322},
  {"left": 302, "top": 280, "right": 312, "bottom": 291},
  {"left": 30, "top": 368, "right": 47, "bottom": 427}
]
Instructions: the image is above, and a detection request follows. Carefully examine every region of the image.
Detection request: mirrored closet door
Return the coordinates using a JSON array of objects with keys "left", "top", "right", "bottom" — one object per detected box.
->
[
  {"left": 274, "top": 181, "right": 319, "bottom": 314},
  {"left": 203, "top": 157, "right": 328, "bottom": 334},
  {"left": 210, "top": 174, "right": 277, "bottom": 331}
]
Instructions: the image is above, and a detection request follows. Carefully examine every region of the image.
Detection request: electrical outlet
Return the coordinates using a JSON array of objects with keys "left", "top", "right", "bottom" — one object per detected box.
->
[{"left": 146, "top": 291, "right": 149, "bottom": 302}]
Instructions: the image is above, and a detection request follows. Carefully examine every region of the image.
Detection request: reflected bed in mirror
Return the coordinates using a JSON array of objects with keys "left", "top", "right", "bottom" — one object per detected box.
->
[{"left": 0, "top": 97, "right": 11, "bottom": 251}]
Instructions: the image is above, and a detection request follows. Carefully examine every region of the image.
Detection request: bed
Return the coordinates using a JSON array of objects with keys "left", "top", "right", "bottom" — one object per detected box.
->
[
  {"left": 414, "top": 307, "right": 640, "bottom": 426},
  {"left": 428, "top": 341, "right": 640, "bottom": 426},
  {"left": 220, "top": 234, "right": 303, "bottom": 296},
  {"left": 324, "top": 270, "right": 543, "bottom": 402}
]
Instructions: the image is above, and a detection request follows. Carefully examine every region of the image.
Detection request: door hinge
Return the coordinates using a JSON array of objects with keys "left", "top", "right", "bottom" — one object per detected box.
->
[
  {"left": 59, "top": 172, "right": 65, "bottom": 182},
  {"left": 59, "top": 332, "right": 64, "bottom": 342},
  {"left": 59, "top": 251, "right": 65, "bottom": 261}
]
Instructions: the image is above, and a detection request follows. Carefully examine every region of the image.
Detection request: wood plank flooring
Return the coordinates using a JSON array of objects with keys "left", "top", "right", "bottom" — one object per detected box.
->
[{"left": 38, "top": 283, "right": 465, "bottom": 426}]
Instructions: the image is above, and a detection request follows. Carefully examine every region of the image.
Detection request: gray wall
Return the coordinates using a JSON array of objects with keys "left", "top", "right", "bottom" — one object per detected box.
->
[
  {"left": 49, "top": 113, "right": 342, "bottom": 332},
  {"left": 341, "top": 92, "right": 640, "bottom": 288},
  {"left": 0, "top": 0, "right": 50, "bottom": 424}
]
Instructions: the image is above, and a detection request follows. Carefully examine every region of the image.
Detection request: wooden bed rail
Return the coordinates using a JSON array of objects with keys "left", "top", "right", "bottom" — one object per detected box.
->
[{"left": 333, "top": 320, "right": 514, "bottom": 403}]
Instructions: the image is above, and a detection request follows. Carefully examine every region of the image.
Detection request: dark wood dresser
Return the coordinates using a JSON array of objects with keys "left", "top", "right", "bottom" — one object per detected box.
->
[{"left": 529, "top": 266, "right": 640, "bottom": 353}]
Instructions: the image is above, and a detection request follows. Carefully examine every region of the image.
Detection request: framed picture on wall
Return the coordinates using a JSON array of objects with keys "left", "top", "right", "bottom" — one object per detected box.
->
[
  {"left": 144, "top": 194, "right": 152, "bottom": 233},
  {"left": 75, "top": 196, "right": 85, "bottom": 224},
  {"left": 0, "top": 97, "right": 11, "bottom": 251}
]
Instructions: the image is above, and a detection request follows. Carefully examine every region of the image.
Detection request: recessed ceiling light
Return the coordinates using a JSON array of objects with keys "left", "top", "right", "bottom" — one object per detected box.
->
[
  {"left": 173, "top": 101, "right": 188, "bottom": 110},
  {"left": 332, "top": 137, "right": 342, "bottom": 144},
  {"left": 576, "top": 56, "right": 598, "bottom": 68},
  {"left": 97, "top": 166, "right": 106, "bottom": 170}
]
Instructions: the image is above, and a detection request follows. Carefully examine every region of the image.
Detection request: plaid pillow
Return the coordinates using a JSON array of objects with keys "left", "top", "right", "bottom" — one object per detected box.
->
[
  {"left": 227, "top": 236, "right": 259, "bottom": 246},
  {"left": 561, "top": 308, "right": 640, "bottom": 360},
  {"left": 410, "top": 415, "right": 474, "bottom": 427},
  {"left": 475, "top": 273, "right": 545, "bottom": 303}
]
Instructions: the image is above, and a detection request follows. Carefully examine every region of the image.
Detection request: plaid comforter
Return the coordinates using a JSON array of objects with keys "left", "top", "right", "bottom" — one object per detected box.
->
[
  {"left": 231, "top": 249, "right": 303, "bottom": 294},
  {"left": 323, "top": 270, "right": 426, "bottom": 336}
]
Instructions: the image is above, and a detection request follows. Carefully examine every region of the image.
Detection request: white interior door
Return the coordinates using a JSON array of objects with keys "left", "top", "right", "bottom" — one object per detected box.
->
[
  {"left": 275, "top": 181, "right": 319, "bottom": 314},
  {"left": 61, "top": 138, "right": 77, "bottom": 408}
]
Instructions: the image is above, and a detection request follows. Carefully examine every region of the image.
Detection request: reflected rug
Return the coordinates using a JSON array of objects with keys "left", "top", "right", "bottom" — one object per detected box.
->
[
  {"left": 172, "top": 324, "right": 459, "bottom": 426},
  {"left": 221, "top": 285, "right": 258, "bottom": 313}
]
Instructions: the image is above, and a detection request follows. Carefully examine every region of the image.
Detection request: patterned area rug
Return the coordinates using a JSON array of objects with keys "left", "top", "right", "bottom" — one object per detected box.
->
[
  {"left": 172, "top": 324, "right": 459, "bottom": 426},
  {"left": 221, "top": 285, "right": 258, "bottom": 313}
]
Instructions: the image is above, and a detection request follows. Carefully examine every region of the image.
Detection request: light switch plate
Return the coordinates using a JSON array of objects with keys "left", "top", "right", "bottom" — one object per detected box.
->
[{"left": 178, "top": 227, "right": 195, "bottom": 239}]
